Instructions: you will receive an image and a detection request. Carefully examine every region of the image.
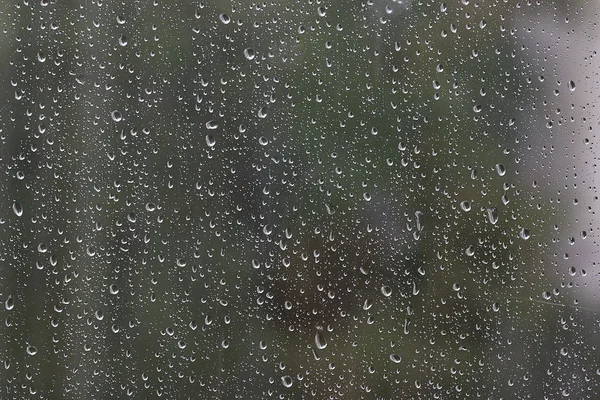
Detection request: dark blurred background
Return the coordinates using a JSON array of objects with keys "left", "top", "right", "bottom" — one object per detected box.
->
[{"left": 0, "top": 0, "right": 599, "bottom": 398}]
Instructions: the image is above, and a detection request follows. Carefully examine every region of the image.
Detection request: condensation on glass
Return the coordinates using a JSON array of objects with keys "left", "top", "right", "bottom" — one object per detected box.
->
[{"left": 0, "top": 0, "right": 598, "bottom": 399}]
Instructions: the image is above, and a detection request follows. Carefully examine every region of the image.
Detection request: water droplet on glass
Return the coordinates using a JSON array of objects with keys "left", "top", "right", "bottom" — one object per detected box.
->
[
  {"left": 487, "top": 207, "right": 498, "bottom": 225},
  {"left": 5, "top": 295, "right": 14, "bottom": 311},
  {"left": 243, "top": 48, "right": 255, "bottom": 60},
  {"left": 568, "top": 80, "right": 576, "bottom": 91},
  {"left": 519, "top": 227, "right": 530, "bottom": 240},
  {"left": 465, "top": 245, "right": 475, "bottom": 256},
  {"left": 206, "top": 120, "right": 218, "bottom": 129},
  {"left": 495, "top": 164, "right": 506, "bottom": 176},
  {"left": 26, "top": 345, "right": 37, "bottom": 356},
  {"left": 205, "top": 134, "right": 216, "bottom": 148},
  {"left": 390, "top": 353, "right": 402, "bottom": 363},
  {"left": 315, "top": 330, "right": 327, "bottom": 349},
  {"left": 12, "top": 201, "right": 23, "bottom": 217},
  {"left": 460, "top": 201, "right": 471, "bottom": 212},
  {"left": 281, "top": 375, "right": 293, "bottom": 388},
  {"left": 381, "top": 285, "right": 392, "bottom": 297},
  {"left": 111, "top": 110, "right": 122, "bottom": 122},
  {"left": 109, "top": 284, "right": 119, "bottom": 295},
  {"left": 219, "top": 13, "right": 231, "bottom": 24}
]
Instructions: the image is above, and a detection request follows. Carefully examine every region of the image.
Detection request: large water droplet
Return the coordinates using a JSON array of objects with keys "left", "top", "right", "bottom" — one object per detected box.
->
[
  {"left": 487, "top": 207, "right": 498, "bottom": 225},
  {"left": 5, "top": 295, "right": 14, "bottom": 311},
  {"left": 26, "top": 345, "right": 37, "bottom": 356},
  {"left": 381, "top": 285, "right": 392, "bottom": 297},
  {"left": 281, "top": 375, "right": 293, "bottom": 388},
  {"left": 315, "top": 330, "right": 327, "bottom": 350},
  {"left": 111, "top": 110, "right": 122, "bottom": 122},
  {"left": 12, "top": 201, "right": 23, "bottom": 217},
  {"left": 244, "top": 48, "right": 255, "bottom": 60}
]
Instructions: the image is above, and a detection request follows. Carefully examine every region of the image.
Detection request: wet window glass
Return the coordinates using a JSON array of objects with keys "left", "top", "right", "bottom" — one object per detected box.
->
[{"left": 1, "top": 0, "right": 599, "bottom": 398}]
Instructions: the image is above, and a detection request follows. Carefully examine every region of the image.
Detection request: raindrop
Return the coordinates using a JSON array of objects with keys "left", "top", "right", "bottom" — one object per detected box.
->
[
  {"left": 390, "top": 354, "right": 402, "bottom": 363},
  {"left": 219, "top": 13, "right": 231, "bottom": 24},
  {"left": 244, "top": 48, "right": 255, "bottom": 60},
  {"left": 206, "top": 120, "right": 218, "bottom": 129},
  {"left": 5, "top": 295, "right": 14, "bottom": 311},
  {"left": 487, "top": 207, "right": 499, "bottom": 225},
  {"left": 281, "top": 375, "right": 293, "bottom": 388},
  {"left": 460, "top": 201, "right": 471, "bottom": 212},
  {"left": 381, "top": 285, "right": 392, "bottom": 297},
  {"left": 205, "top": 135, "right": 216, "bottom": 148},
  {"left": 315, "top": 330, "right": 327, "bottom": 350},
  {"left": 26, "top": 345, "right": 37, "bottom": 356},
  {"left": 111, "top": 110, "right": 122, "bottom": 122},
  {"left": 12, "top": 201, "right": 23, "bottom": 217},
  {"left": 495, "top": 164, "right": 506, "bottom": 176},
  {"left": 109, "top": 284, "right": 119, "bottom": 295}
]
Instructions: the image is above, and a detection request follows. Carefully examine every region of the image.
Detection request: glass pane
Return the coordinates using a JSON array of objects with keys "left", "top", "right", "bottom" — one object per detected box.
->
[{"left": 0, "top": 0, "right": 598, "bottom": 398}]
